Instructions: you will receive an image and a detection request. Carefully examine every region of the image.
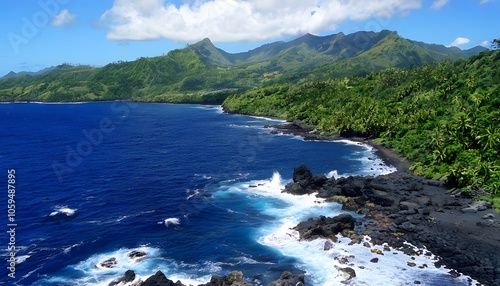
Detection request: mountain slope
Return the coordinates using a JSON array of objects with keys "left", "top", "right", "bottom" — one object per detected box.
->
[
  {"left": 188, "top": 30, "right": 478, "bottom": 74},
  {"left": 0, "top": 30, "right": 487, "bottom": 102}
]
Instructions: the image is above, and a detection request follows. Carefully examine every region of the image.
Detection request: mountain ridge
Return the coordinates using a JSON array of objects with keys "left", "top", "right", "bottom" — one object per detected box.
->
[
  {"left": 186, "top": 29, "right": 486, "bottom": 70},
  {"left": 0, "top": 30, "right": 489, "bottom": 102}
]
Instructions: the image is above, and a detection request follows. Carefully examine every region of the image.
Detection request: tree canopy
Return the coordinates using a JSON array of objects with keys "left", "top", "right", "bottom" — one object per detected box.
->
[{"left": 223, "top": 49, "right": 500, "bottom": 208}]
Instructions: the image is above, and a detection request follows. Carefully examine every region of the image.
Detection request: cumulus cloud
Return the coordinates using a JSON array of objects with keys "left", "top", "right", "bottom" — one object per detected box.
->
[
  {"left": 480, "top": 40, "right": 493, "bottom": 48},
  {"left": 449, "top": 37, "right": 470, "bottom": 47},
  {"left": 51, "top": 9, "right": 77, "bottom": 27},
  {"left": 100, "top": 0, "right": 422, "bottom": 42},
  {"left": 430, "top": 0, "right": 448, "bottom": 10}
]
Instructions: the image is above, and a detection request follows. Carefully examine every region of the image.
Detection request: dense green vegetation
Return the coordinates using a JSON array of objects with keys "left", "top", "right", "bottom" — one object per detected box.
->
[
  {"left": 0, "top": 51, "right": 241, "bottom": 103},
  {"left": 1, "top": 30, "right": 496, "bottom": 206},
  {"left": 0, "top": 31, "right": 481, "bottom": 103},
  {"left": 223, "top": 50, "right": 500, "bottom": 207}
]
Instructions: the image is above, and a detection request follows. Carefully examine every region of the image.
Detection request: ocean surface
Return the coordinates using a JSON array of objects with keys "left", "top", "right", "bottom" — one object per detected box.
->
[{"left": 0, "top": 102, "right": 475, "bottom": 286}]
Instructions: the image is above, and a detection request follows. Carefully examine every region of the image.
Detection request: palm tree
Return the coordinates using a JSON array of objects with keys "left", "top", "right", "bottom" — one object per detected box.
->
[{"left": 476, "top": 126, "right": 500, "bottom": 150}]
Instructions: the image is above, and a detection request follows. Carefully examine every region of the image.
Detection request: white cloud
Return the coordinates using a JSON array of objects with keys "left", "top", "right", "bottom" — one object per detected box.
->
[
  {"left": 100, "top": 0, "right": 422, "bottom": 42},
  {"left": 51, "top": 9, "right": 77, "bottom": 27},
  {"left": 449, "top": 37, "right": 470, "bottom": 47},
  {"left": 480, "top": 40, "right": 490, "bottom": 47},
  {"left": 480, "top": 0, "right": 492, "bottom": 4},
  {"left": 430, "top": 0, "right": 448, "bottom": 10}
]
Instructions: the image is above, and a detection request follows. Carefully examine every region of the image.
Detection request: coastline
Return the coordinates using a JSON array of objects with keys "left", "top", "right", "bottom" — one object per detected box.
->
[
  {"left": 267, "top": 120, "right": 500, "bottom": 285},
  {"left": 265, "top": 120, "right": 411, "bottom": 172},
  {"left": 121, "top": 116, "right": 499, "bottom": 285},
  {"left": 14, "top": 104, "right": 497, "bottom": 285}
]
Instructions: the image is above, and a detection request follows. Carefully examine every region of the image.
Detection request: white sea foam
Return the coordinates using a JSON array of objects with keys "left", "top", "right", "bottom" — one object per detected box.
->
[
  {"left": 40, "top": 246, "right": 212, "bottom": 286},
  {"left": 193, "top": 105, "right": 224, "bottom": 114},
  {"left": 266, "top": 133, "right": 397, "bottom": 177},
  {"left": 223, "top": 172, "right": 477, "bottom": 286},
  {"left": 327, "top": 170, "right": 340, "bottom": 179},
  {"left": 336, "top": 139, "right": 397, "bottom": 176},
  {"left": 49, "top": 206, "right": 77, "bottom": 216},
  {"left": 158, "top": 217, "right": 181, "bottom": 227},
  {"left": 228, "top": 123, "right": 267, "bottom": 130},
  {"left": 235, "top": 256, "right": 275, "bottom": 265},
  {"left": 63, "top": 241, "right": 84, "bottom": 254},
  {"left": 186, "top": 189, "right": 202, "bottom": 200},
  {"left": 16, "top": 255, "right": 30, "bottom": 264}
]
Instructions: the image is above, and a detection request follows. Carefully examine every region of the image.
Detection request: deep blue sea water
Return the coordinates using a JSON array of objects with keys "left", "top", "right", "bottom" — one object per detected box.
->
[{"left": 0, "top": 103, "right": 475, "bottom": 286}]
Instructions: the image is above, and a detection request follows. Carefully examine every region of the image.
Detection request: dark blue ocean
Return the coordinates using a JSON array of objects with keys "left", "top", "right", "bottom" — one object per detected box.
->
[{"left": 0, "top": 103, "right": 475, "bottom": 286}]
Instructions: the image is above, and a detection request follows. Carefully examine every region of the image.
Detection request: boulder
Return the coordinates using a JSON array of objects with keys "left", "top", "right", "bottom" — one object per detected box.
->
[
  {"left": 99, "top": 257, "right": 117, "bottom": 269},
  {"left": 337, "top": 267, "right": 356, "bottom": 282},
  {"left": 293, "top": 164, "right": 313, "bottom": 187},
  {"left": 294, "top": 214, "right": 356, "bottom": 240},
  {"left": 368, "top": 190, "right": 394, "bottom": 207},
  {"left": 469, "top": 201, "right": 492, "bottom": 211},
  {"left": 140, "top": 271, "right": 185, "bottom": 286},
  {"left": 267, "top": 271, "right": 305, "bottom": 286},
  {"left": 284, "top": 182, "right": 308, "bottom": 195},
  {"left": 284, "top": 164, "right": 328, "bottom": 195},
  {"left": 315, "top": 175, "right": 367, "bottom": 199},
  {"left": 482, "top": 213, "right": 495, "bottom": 219},
  {"left": 461, "top": 207, "right": 478, "bottom": 213},
  {"left": 324, "top": 240, "right": 334, "bottom": 251},
  {"left": 202, "top": 271, "right": 253, "bottom": 286},
  {"left": 109, "top": 270, "right": 136, "bottom": 286},
  {"left": 477, "top": 219, "right": 495, "bottom": 227},
  {"left": 129, "top": 250, "right": 147, "bottom": 260},
  {"left": 461, "top": 201, "right": 493, "bottom": 213}
]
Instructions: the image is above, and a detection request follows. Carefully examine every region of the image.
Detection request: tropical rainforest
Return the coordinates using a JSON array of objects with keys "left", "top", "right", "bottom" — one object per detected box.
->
[
  {"left": 224, "top": 50, "right": 500, "bottom": 208},
  {"left": 0, "top": 30, "right": 498, "bottom": 207}
]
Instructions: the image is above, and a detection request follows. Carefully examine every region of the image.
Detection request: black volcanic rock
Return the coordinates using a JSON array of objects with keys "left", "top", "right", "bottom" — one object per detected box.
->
[
  {"left": 140, "top": 271, "right": 185, "bottom": 286},
  {"left": 200, "top": 271, "right": 253, "bottom": 286},
  {"left": 293, "top": 164, "right": 313, "bottom": 186},
  {"left": 284, "top": 164, "right": 328, "bottom": 195},
  {"left": 337, "top": 267, "right": 356, "bottom": 282},
  {"left": 267, "top": 271, "right": 305, "bottom": 286},
  {"left": 109, "top": 270, "right": 136, "bottom": 286},
  {"left": 294, "top": 214, "right": 356, "bottom": 240},
  {"left": 282, "top": 164, "right": 500, "bottom": 285},
  {"left": 99, "top": 257, "right": 117, "bottom": 269}
]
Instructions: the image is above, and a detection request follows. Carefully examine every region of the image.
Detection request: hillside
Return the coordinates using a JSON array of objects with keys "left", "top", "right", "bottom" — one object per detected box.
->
[
  {"left": 223, "top": 49, "right": 500, "bottom": 207},
  {"left": 0, "top": 30, "right": 486, "bottom": 103}
]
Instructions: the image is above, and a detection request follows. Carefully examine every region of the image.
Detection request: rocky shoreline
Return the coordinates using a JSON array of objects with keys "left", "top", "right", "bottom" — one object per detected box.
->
[
  {"left": 270, "top": 121, "right": 500, "bottom": 285},
  {"left": 108, "top": 269, "right": 305, "bottom": 286},
  {"left": 287, "top": 164, "right": 499, "bottom": 285},
  {"left": 109, "top": 121, "right": 499, "bottom": 285}
]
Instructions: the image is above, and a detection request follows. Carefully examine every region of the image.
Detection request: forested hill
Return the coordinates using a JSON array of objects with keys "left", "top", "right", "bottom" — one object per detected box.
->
[
  {"left": 0, "top": 30, "right": 485, "bottom": 103},
  {"left": 223, "top": 49, "right": 500, "bottom": 208}
]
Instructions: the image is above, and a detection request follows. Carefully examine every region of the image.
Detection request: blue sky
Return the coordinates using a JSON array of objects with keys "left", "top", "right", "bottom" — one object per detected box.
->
[{"left": 1, "top": 0, "right": 498, "bottom": 77}]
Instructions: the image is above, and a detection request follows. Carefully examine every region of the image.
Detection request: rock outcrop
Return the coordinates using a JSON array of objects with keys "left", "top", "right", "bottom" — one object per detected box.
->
[
  {"left": 200, "top": 271, "right": 253, "bottom": 286},
  {"left": 267, "top": 271, "right": 305, "bottom": 286},
  {"left": 284, "top": 164, "right": 328, "bottom": 195},
  {"left": 141, "top": 271, "right": 185, "bottom": 286},
  {"left": 293, "top": 214, "right": 356, "bottom": 240},
  {"left": 108, "top": 270, "right": 136, "bottom": 286},
  {"left": 284, "top": 164, "right": 500, "bottom": 286}
]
